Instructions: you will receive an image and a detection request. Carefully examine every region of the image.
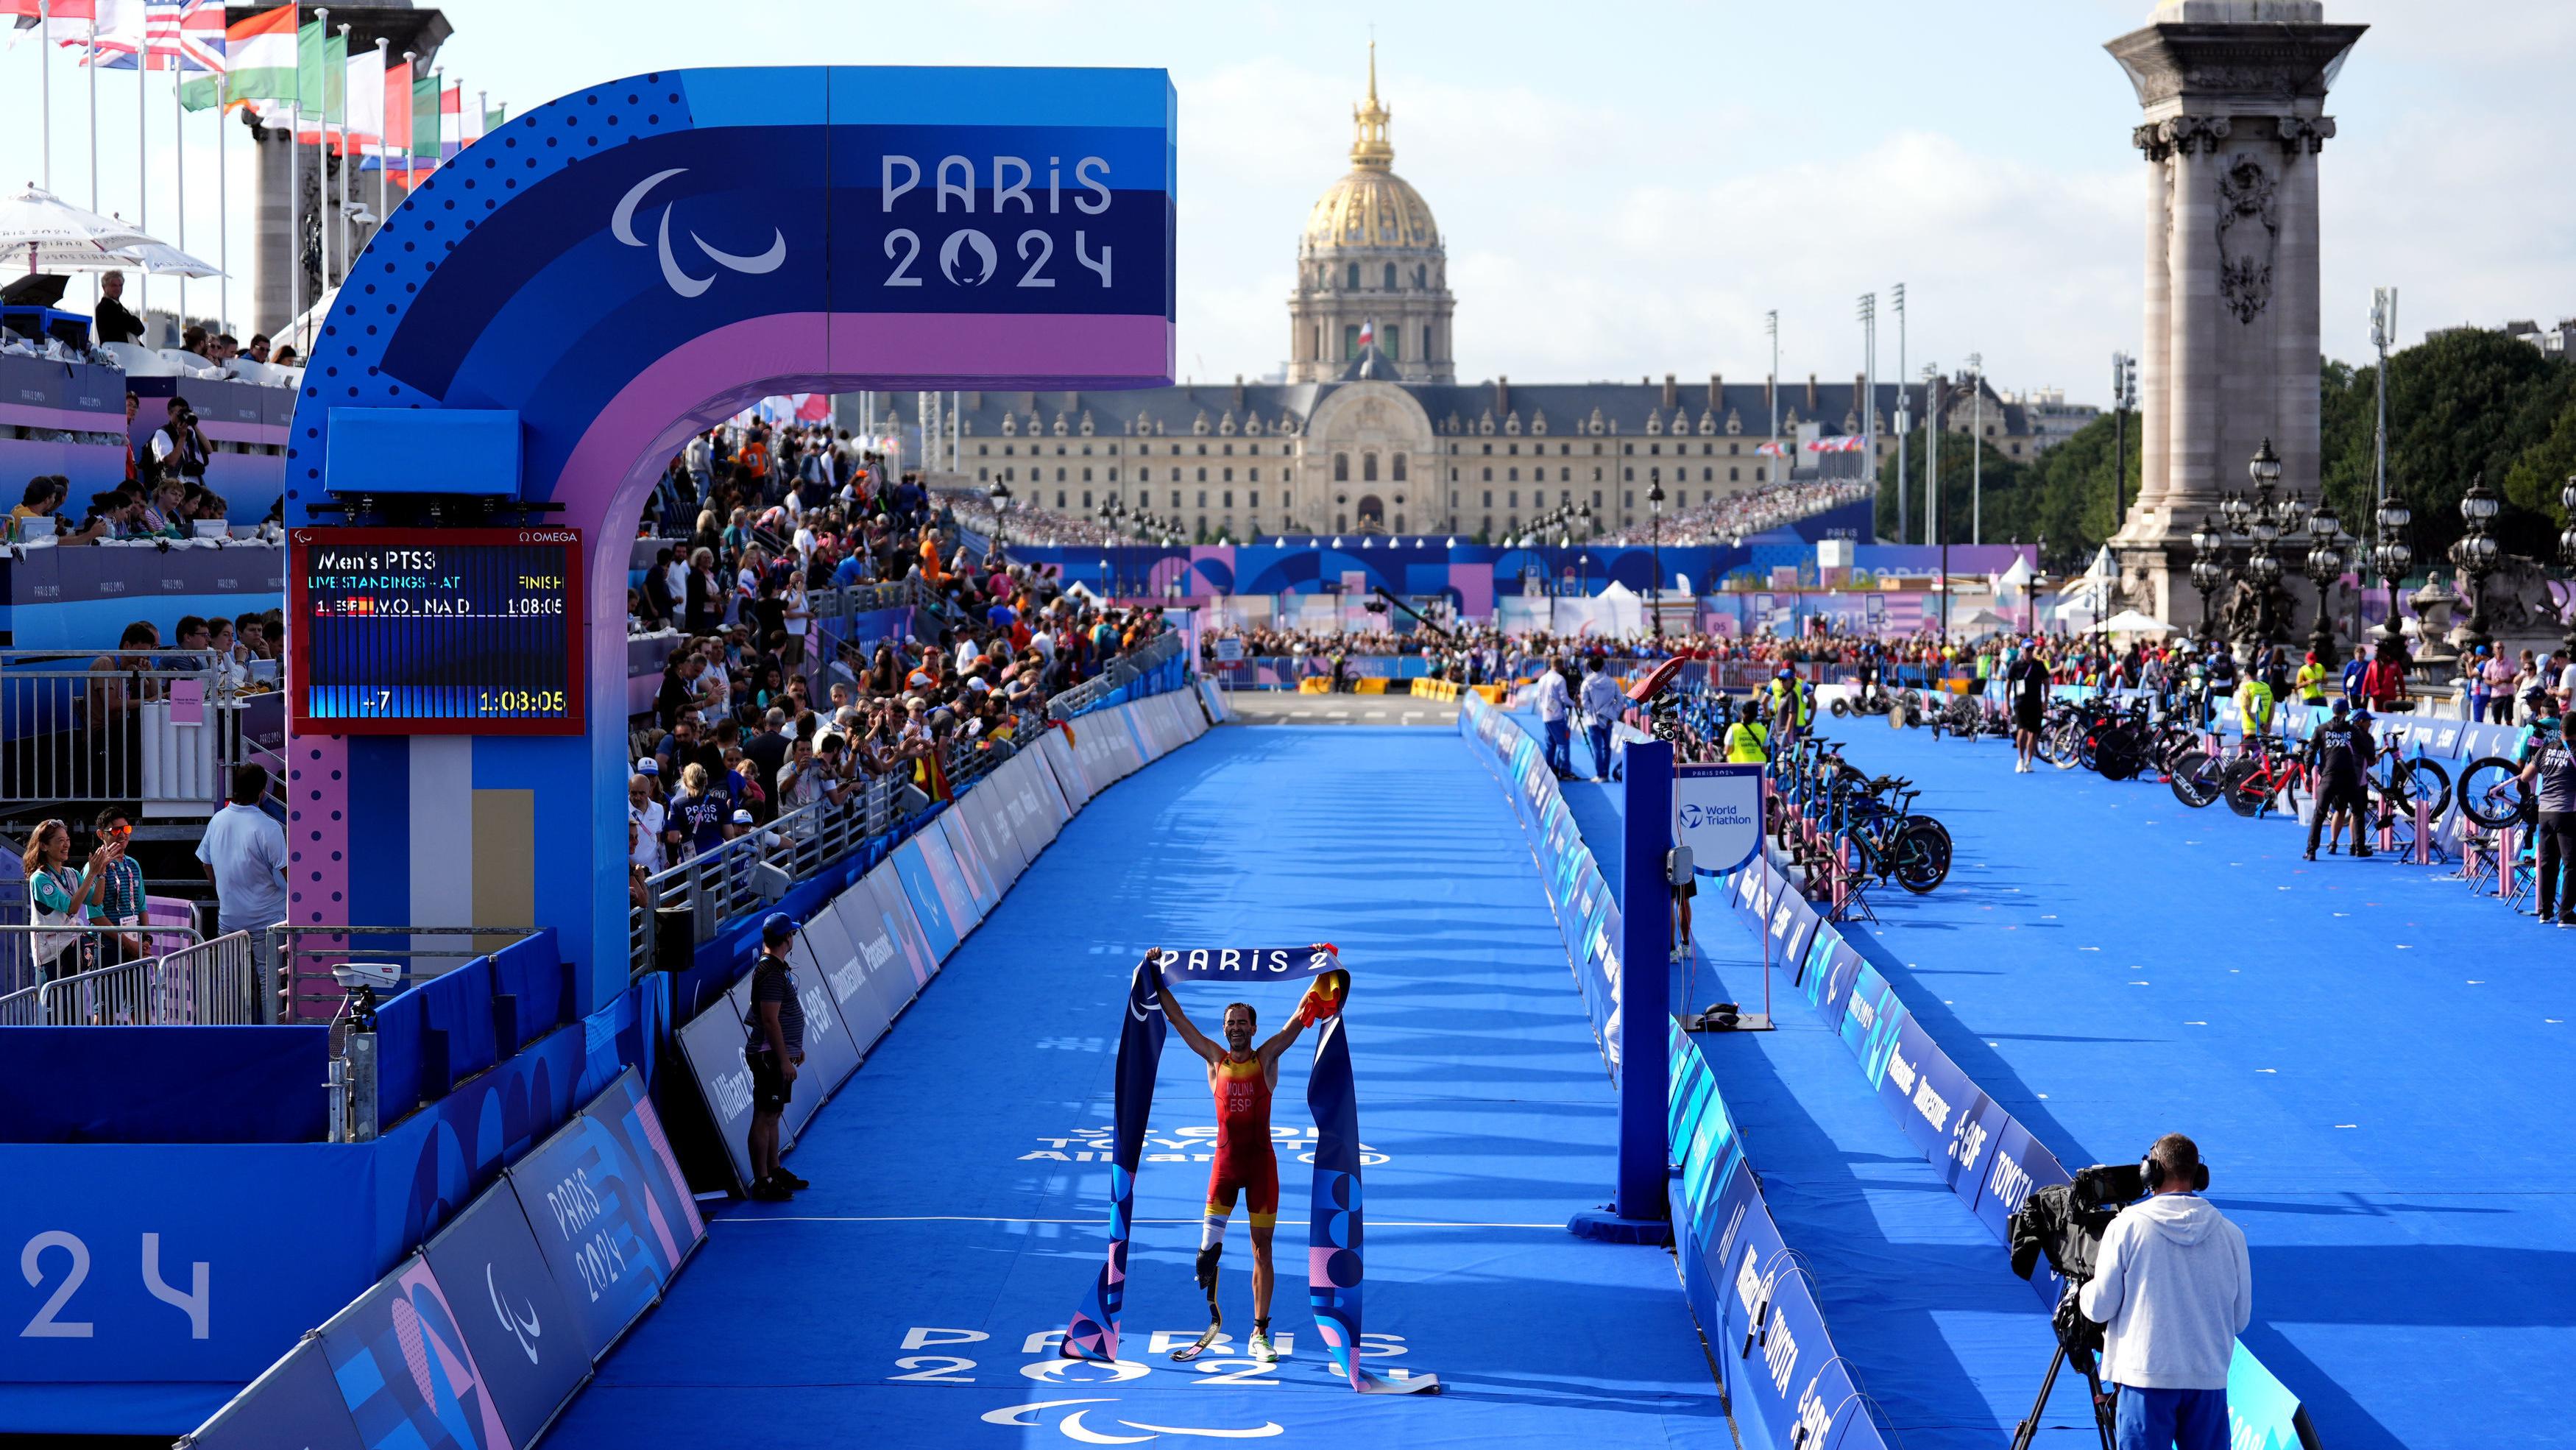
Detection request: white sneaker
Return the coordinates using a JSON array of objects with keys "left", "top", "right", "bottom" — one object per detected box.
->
[{"left": 1248, "top": 1329, "right": 1277, "bottom": 1363}]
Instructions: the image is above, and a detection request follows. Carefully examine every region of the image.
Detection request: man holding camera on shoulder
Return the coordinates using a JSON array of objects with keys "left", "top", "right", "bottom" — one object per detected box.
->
[{"left": 2078, "top": 1134, "right": 2251, "bottom": 1450}]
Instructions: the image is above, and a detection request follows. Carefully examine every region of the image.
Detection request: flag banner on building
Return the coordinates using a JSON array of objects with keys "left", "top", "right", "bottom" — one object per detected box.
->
[{"left": 1059, "top": 951, "right": 1423, "bottom": 1393}]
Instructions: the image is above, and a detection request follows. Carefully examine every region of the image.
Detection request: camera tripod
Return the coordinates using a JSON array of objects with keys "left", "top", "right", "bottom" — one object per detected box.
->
[{"left": 2008, "top": 1338, "right": 2117, "bottom": 1450}]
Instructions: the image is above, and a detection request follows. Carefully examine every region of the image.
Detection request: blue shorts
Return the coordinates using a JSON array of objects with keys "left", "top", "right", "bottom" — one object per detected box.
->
[{"left": 2115, "top": 1384, "right": 2227, "bottom": 1450}]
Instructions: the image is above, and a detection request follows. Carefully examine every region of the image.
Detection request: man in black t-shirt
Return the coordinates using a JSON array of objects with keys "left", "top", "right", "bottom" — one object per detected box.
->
[
  {"left": 746, "top": 913, "right": 808, "bottom": 1200},
  {"left": 2006, "top": 641, "right": 2050, "bottom": 774},
  {"left": 2517, "top": 711, "right": 2576, "bottom": 925},
  {"left": 2304, "top": 699, "right": 2375, "bottom": 861}
]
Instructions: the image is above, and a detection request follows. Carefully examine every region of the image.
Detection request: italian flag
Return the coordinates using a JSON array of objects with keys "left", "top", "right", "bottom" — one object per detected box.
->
[{"left": 213, "top": 4, "right": 294, "bottom": 108}]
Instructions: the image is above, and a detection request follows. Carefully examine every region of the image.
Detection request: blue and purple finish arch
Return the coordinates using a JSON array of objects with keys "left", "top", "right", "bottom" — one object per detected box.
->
[{"left": 283, "top": 67, "right": 1175, "bottom": 1009}]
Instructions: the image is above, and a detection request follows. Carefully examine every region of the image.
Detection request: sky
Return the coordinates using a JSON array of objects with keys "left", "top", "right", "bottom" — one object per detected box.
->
[{"left": 11, "top": 0, "right": 2572, "bottom": 407}]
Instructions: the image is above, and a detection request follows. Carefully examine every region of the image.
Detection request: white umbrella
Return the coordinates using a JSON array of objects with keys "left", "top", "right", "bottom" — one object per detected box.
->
[
  {"left": 106, "top": 240, "right": 226, "bottom": 280},
  {"left": 0, "top": 187, "right": 157, "bottom": 272},
  {"left": 2100, "top": 609, "right": 2176, "bottom": 634}
]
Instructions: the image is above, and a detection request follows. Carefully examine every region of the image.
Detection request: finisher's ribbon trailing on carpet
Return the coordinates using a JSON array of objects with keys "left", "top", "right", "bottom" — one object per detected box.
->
[{"left": 1062, "top": 946, "right": 1437, "bottom": 1395}]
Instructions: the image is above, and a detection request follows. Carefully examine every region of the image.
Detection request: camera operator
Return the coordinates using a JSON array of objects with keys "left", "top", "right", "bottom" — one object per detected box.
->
[{"left": 2078, "top": 1134, "right": 2250, "bottom": 1450}]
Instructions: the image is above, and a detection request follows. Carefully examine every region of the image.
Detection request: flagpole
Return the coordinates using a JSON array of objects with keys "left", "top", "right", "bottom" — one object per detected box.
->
[
  {"left": 399, "top": 49, "right": 414, "bottom": 223},
  {"left": 174, "top": 68, "right": 187, "bottom": 325},
  {"left": 138, "top": 28, "right": 149, "bottom": 322},
  {"left": 217, "top": 92, "right": 228, "bottom": 334},
  {"left": 39, "top": 0, "right": 52, "bottom": 194},
  {"left": 375, "top": 40, "right": 389, "bottom": 240},
  {"left": 86, "top": 7, "right": 99, "bottom": 213}
]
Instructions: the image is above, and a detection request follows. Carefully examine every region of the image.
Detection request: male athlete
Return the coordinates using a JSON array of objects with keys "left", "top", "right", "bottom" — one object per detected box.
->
[{"left": 1156, "top": 976, "right": 1333, "bottom": 1364}]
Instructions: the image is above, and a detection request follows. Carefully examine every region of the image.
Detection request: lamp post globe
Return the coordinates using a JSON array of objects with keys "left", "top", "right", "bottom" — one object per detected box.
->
[
  {"left": 2451, "top": 474, "right": 2502, "bottom": 654},
  {"left": 2304, "top": 506, "right": 2346, "bottom": 668}
]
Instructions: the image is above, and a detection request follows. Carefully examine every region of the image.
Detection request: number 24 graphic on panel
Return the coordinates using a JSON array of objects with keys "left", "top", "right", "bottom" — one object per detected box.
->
[{"left": 18, "top": 1231, "right": 210, "bottom": 1340}]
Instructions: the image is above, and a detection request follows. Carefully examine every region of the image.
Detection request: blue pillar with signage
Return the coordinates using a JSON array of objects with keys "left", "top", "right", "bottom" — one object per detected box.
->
[{"left": 1571, "top": 738, "right": 1673, "bottom": 1242}]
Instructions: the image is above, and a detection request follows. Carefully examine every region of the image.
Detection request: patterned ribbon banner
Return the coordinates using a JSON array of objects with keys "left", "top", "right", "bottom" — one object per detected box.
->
[{"left": 1061, "top": 947, "right": 1436, "bottom": 1394}]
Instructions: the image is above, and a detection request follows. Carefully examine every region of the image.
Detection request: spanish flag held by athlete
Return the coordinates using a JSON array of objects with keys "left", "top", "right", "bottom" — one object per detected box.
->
[{"left": 1156, "top": 972, "right": 1344, "bottom": 1364}]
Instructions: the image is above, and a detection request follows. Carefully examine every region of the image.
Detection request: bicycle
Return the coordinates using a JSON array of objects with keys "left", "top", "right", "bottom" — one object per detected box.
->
[
  {"left": 2459, "top": 751, "right": 2536, "bottom": 830},
  {"left": 2365, "top": 726, "right": 2452, "bottom": 820}
]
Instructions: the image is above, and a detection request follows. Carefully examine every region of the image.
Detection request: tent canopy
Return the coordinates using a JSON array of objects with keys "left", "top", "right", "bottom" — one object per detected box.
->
[{"left": 2101, "top": 609, "right": 2176, "bottom": 634}]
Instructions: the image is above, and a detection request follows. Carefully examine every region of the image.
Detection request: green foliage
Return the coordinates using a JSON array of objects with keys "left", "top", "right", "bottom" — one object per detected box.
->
[
  {"left": 1875, "top": 414, "right": 2140, "bottom": 566},
  {"left": 2318, "top": 328, "right": 2576, "bottom": 561}
]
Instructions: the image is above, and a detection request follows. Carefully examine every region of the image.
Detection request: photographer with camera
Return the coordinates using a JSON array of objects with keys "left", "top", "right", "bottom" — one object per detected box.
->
[{"left": 2077, "top": 1134, "right": 2250, "bottom": 1450}]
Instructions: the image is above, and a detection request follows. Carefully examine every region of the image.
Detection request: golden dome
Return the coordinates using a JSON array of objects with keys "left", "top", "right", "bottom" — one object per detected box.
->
[{"left": 1301, "top": 45, "right": 1440, "bottom": 253}]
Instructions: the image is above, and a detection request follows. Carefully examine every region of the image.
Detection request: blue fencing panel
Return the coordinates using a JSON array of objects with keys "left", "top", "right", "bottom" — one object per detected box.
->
[
  {"left": 316, "top": 1253, "right": 517, "bottom": 1449},
  {"left": 491, "top": 927, "right": 567, "bottom": 1048},
  {"left": 418, "top": 956, "right": 503, "bottom": 1097},
  {"left": 175, "top": 1336, "right": 367, "bottom": 1450},
  {"left": 416, "top": 1184, "right": 592, "bottom": 1448},
  {"left": 0, "top": 1025, "right": 331, "bottom": 1143}
]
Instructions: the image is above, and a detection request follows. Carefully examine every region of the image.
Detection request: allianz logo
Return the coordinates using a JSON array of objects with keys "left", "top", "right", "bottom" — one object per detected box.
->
[{"left": 712, "top": 1054, "right": 754, "bottom": 1119}]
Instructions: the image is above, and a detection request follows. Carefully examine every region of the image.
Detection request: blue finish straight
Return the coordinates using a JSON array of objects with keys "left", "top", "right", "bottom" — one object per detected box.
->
[
  {"left": 1618, "top": 740, "right": 1673, "bottom": 1222},
  {"left": 543, "top": 726, "right": 1726, "bottom": 1450}
]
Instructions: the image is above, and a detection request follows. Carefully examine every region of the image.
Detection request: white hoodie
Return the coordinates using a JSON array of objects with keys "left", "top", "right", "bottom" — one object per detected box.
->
[{"left": 2078, "top": 1193, "right": 2251, "bottom": 1391}]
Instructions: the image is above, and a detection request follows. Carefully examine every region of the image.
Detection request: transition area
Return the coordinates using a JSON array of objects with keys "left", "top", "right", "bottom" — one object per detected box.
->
[
  {"left": 1800, "top": 724, "right": 2576, "bottom": 1450},
  {"left": 547, "top": 726, "right": 1728, "bottom": 1450}
]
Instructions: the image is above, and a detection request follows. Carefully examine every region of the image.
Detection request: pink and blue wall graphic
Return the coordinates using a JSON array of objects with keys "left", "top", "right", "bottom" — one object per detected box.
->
[{"left": 278, "top": 66, "right": 1175, "bottom": 1012}]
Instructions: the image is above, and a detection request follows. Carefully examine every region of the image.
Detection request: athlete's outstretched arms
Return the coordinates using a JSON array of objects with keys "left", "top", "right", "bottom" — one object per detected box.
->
[
  {"left": 1157, "top": 968, "right": 1221, "bottom": 1064},
  {"left": 1257, "top": 981, "right": 1334, "bottom": 1068}
]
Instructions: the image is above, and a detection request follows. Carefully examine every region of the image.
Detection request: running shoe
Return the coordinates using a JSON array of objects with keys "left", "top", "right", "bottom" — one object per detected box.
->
[{"left": 1248, "top": 1329, "right": 1277, "bottom": 1363}]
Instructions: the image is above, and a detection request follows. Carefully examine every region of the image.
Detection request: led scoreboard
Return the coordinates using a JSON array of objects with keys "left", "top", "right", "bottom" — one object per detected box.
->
[{"left": 290, "top": 527, "right": 586, "bottom": 735}]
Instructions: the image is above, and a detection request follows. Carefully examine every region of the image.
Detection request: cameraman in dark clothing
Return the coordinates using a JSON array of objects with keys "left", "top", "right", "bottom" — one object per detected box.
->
[{"left": 2303, "top": 699, "right": 2375, "bottom": 861}]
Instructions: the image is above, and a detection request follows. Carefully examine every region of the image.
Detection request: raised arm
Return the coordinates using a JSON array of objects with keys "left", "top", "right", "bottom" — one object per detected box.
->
[
  {"left": 1258, "top": 1000, "right": 1314, "bottom": 1066},
  {"left": 1156, "top": 969, "right": 1221, "bottom": 1064}
]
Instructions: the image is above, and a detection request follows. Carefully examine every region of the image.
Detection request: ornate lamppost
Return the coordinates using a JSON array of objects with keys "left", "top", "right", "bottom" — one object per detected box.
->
[
  {"left": 2450, "top": 473, "right": 2502, "bottom": 656},
  {"left": 2560, "top": 474, "right": 2576, "bottom": 660},
  {"left": 2212, "top": 438, "right": 2308, "bottom": 657},
  {"left": 1648, "top": 473, "right": 1668, "bottom": 640},
  {"left": 2190, "top": 514, "right": 2226, "bottom": 646},
  {"left": 2371, "top": 492, "right": 2412, "bottom": 647},
  {"left": 2302, "top": 501, "right": 2346, "bottom": 667},
  {"left": 987, "top": 479, "right": 1013, "bottom": 554}
]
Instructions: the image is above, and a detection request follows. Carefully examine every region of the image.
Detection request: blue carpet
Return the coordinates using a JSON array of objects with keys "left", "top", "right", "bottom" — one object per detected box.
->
[
  {"left": 1549, "top": 724, "right": 2097, "bottom": 1449},
  {"left": 1689, "top": 721, "right": 2576, "bottom": 1450},
  {"left": 545, "top": 726, "right": 1729, "bottom": 1450}
]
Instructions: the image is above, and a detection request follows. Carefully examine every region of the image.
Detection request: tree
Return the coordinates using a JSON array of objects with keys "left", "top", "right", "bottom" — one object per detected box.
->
[{"left": 2318, "top": 328, "right": 2575, "bottom": 562}]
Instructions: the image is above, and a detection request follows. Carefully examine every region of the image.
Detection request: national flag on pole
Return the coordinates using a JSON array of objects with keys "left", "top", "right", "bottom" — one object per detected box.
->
[
  {"left": 291, "top": 16, "right": 345, "bottom": 144},
  {"left": 210, "top": 3, "right": 291, "bottom": 106},
  {"left": 459, "top": 94, "right": 486, "bottom": 148},
  {"left": 1357, "top": 317, "right": 1375, "bottom": 350},
  {"left": 380, "top": 57, "right": 411, "bottom": 158},
  {"left": 438, "top": 83, "right": 460, "bottom": 159},
  {"left": 66, "top": 0, "right": 134, "bottom": 63},
  {"left": 342, "top": 40, "right": 383, "bottom": 150},
  {"left": 411, "top": 68, "right": 438, "bottom": 159}
]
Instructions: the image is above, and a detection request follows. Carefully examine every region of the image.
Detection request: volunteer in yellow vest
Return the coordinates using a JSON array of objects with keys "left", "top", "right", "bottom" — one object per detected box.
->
[
  {"left": 2294, "top": 651, "right": 2329, "bottom": 707},
  {"left": 2236, "top": 672, "right": 2276, "bottom": 737},
  {"left": 1724, "top": 710, "right": 1771, "bottom": 764}
]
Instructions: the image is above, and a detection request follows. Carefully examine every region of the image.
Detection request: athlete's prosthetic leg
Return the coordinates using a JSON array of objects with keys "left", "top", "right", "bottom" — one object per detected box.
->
[{"left": 1172, "top": 1208, "right": 1228, "bottom": 1362}]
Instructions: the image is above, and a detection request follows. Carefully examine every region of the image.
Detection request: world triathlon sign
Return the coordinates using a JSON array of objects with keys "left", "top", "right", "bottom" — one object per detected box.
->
[
  {"left": 280, "top": 66, "right": 1175, "bottom": 1012},
  {"left": 1673, "top": 763, "right": 1763, "bottom": 878}
]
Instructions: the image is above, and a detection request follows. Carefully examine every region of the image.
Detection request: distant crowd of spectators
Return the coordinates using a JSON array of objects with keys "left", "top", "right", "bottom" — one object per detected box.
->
[
  {"left": 1593, "top": 476, "right": 1869, "bottom": 546},
  {"left": 624, "top": 417, "right": 1178, "bottom": 886}
]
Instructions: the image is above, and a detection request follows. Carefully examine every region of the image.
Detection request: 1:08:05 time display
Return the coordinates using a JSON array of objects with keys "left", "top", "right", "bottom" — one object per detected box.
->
[{"left": 476, "top": 690, "right": 568, "bottom": 714}]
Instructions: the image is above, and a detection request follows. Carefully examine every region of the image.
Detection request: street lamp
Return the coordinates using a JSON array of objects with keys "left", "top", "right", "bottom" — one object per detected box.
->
[
  {"left": 987, "top": 479, "right": 1013, "bottom": 554},
  {"left": 2372, "top": 492, "right": 2413, "bottom": 647},
  {"left": 2212, "top": 438, "right": 2304, "bottom": 654},
  {"left": 1648, "top": 473, "right": 1668, "bottom": 640},
  {"left": 2190, "top": 514, "right": 2226, "bottom": 643},
  {"left": 2450, "top": 473, "right": 2502, "bottom": 655},
  {"left": 2560, "top": 473, "right": 2576, "bottom": 661},
  {"left": 2302, "top": 502, "right": 2347, "bottom": 668}
]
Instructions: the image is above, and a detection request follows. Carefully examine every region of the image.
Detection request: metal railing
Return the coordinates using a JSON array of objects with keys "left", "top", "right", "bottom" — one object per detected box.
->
[
  {"left": 0, "top": 923, "right": 252, "bottom": 1025},
  {"left": 1047, "top": 633, "right": 1184, "bottom": 721},
  {"left": 629, "top": 771, "right": 915, "bottom": 976},
  {"left": 270, "top": 924, "right": 545, "bottom": 1025},
  {"left": 0, "top": 648, "right": 258, "bottom": 812}
]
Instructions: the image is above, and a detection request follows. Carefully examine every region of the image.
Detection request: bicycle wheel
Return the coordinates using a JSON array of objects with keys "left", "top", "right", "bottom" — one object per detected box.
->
[
  {"left": 1888, "top": 699, "right": 1911, "bottom": 730},
  {"left": 2221, "top": 759, "right": 2269, "bottom": 817},
  {"left": 2168, "top": 750, "right": 2223, "bottom": 808},
  {"left": 1890, "top": 818, "right": 1952, "bottom": 894},
  {"left": 1830, "top": 698, "right": 1850, "bottom": 718},
  {"left": 2458, "top": 756, "right": 2534, "bottom": 829},
  {"left": 2042, "top": 721, "right": 2081, "bottom": 769},
  {"left": 2388, "top": 758, "right": 2452, "bottom": 820}
]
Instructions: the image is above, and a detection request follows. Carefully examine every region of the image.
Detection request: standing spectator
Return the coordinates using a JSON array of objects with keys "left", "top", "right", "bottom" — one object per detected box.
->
[
  {"left": 24, "top": 819, "right": 108, "bottom": 985},
  {"left": 1579, "top": 657, "right": 1624, "bottom": 783},
  {"left": 2360, "top": 640, "right": 2410, "bottom": 715},
  {"left": 92, "top": 269, "right": 145, "bottom": 344},
  {"left": 86, "top": 806, "right": 149, "bottom": 965},
  {"left": 665, "top": 763, "right": 726, "bottom": 863},
  {"left": 196, "top": 765, "right": 289, "bottom": 1008},
  {"left": 1533, "top": 656, "right": 1574, "bottom": 779},
  {"left": 627, "top": 774, "right": 667, "bottom": 874}
]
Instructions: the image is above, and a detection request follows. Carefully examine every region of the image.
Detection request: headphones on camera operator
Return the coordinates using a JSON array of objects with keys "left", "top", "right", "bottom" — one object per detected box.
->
[{"left": 2139, "top": 1141, "right": 2210, "bottom": 1195}]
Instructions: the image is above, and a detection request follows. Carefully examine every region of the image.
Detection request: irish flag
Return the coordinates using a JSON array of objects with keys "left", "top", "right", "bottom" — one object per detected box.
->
[{"left": 211, "top": 3, "right": 292, "bottom": 107}]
